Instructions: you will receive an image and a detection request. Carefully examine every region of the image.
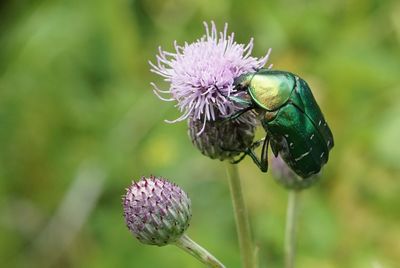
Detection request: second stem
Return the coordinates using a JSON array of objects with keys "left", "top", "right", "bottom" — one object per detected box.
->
[
  {"left": 225, "top": 163, "right": 255, "bottom": 268},
  {"left": 285, "top": 189, "right": 300, "bottom": 268}
]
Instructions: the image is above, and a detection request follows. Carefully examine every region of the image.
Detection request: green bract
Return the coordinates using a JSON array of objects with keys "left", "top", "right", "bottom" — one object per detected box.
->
[{"left": 232, "top": 69, "right": 334, "bottom": 178}]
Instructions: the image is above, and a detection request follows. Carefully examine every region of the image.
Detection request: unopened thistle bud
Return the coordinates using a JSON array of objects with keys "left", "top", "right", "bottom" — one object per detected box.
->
[
  {"left": 123, "top": 176, "right": 191, "bottom": 246},
  {"left": 188, "top": 114, "right": 257, "bottom": 161},
  {"left": 271, "top": 154, "right": 320, "bottom": 190}
]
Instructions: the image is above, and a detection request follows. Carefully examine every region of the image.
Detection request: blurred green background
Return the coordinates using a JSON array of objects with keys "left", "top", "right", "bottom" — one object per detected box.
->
[{"left": 1, "top": 0, "right": 399, "bottom": 267}]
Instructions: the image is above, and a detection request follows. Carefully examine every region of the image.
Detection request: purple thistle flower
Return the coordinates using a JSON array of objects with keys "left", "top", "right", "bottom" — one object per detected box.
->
[{"left": 150, "top": 21, "right": 271, "bottom": 135}]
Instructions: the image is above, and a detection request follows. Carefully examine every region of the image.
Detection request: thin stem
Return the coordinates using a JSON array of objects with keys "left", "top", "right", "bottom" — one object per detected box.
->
[
  {"left": 285, "top": 190, "right": 300, "bottom": 268},
  {"left": 225, "top": 163, "right": 256, "bottom": 268},
  {"left": 174, "top": 234, "right": 225, "bottom": 268}
]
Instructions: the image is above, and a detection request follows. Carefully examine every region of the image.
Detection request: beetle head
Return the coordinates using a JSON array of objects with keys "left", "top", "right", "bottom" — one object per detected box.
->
[{"left": 233, "top": 72, "right": 254, "bottom": 91}]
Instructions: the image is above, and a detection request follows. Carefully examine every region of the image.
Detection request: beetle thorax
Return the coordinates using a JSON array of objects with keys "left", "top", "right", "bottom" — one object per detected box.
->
[{"left": 249, "top": 73, "right": 294, "bottom": 111}]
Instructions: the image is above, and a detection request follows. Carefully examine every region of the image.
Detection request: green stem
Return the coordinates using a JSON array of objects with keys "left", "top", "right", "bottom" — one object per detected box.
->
[
  {"left": 174, "top": 234, "right": 225, "bottom": 268},
  {"left": 225, "top": 163, "right": 256, "bottom": 268},
  {"left": 285, "top": 190, "right": 300, "bottom": 268}
]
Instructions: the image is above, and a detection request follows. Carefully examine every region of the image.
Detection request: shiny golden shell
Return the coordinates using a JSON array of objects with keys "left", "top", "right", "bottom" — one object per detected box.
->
[{"left": 249, "top": 73, "right": 294, "bottom": 111}]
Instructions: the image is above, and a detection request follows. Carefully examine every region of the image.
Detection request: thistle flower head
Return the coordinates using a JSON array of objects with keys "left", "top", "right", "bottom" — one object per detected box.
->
[
  {"left": 150, "top": 21, "right": 271, "bottom": 134},
  {"left": 123, "top": 176, "right": 191, "bottom": 246},
  {"left": 188, "top": 115, "right": 256, "bottom": 160},
  {"left": 271, "top": 154, "right": 320, "bottom": 190}
]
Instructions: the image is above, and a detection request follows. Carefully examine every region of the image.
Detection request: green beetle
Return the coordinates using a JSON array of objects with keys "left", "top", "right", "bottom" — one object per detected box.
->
[{"left": 228, "top": 69, "right": 334, "bottom": 178}]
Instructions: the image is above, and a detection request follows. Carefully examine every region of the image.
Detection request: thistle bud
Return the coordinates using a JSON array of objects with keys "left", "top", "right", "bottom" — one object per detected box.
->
[
  {"left": 271, "top": 154, "right": 320, "bottom": 190},
  {"left": 123, "top": 176, "right": 191, "bottom": 246},
  {"left": 188, "top": 114, "right": 257, "bottom": 161}
]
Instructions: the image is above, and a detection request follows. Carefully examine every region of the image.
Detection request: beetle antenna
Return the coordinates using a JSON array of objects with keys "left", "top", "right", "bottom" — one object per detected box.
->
[{"left": 213, "top": 85, "right": 228, "bottom": 98}]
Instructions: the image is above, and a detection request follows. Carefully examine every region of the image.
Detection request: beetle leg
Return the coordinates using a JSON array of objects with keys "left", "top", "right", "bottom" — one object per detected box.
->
[
  {"left": 218, "top": 145, "right": 246, "bottom": 164},
  {"left": 251, "top": 137, "right": 265, "bottom": 149},
  {"left": 213, "top": 85, "right": 254, "bottom": 121},
  {"left": 224, "top": 105, "right": 255, "bottom": 121},
  {"left": 246, "top": 134, "right": 269, "bottom": 172},
  {"left": 244, "top": 147, "right": 268, "bottom": 172},
  {"left": 228, "top": 95, "right": 253, "bottom": 106},
  {"left": 214, "top": 85, "right": 253, "bottom": 106},
  {"left": 269, "top": 138, "right": 280, "bottom": 157},
  {"left": 230, "top": 152, "right": 247, "bottom": 164},
  {"left": 230, "top": 136, "right": 269, "bottom": 172},
  {"left": 222, "top": 138, "right": 262, "bottom": 164},
  {"left": 260, "top": 134, "right": 270, "bottom": 172},
  {"left": 223, "top": 137, "right": 269, "bottom": 169}
]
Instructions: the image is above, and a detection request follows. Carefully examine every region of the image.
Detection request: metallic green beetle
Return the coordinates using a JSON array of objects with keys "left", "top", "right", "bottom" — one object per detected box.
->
[{"left": 228, "top": 69, "right": 334, "bottom": 178}]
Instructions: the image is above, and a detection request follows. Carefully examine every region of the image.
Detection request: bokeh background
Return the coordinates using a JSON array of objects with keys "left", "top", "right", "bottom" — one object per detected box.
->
[{"left": 1, "top": 0, "right": 400, "bottom": 267}]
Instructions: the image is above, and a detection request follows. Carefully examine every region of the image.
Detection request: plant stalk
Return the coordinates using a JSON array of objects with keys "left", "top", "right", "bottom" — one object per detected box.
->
[
  {"left": 174, "top": 234, "right": 225, "bottom": 268},
  {"left": 285, "top": 190, "right": 300, "bottom": 268},
  {"left": 225, "top": 163, "right": 255, "bottom": 268}
]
